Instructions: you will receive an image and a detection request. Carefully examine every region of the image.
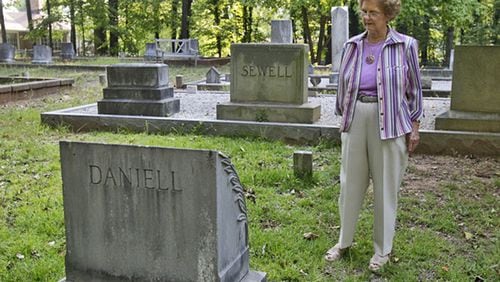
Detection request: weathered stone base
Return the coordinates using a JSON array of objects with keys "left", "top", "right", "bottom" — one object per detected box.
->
[
  {"left": 435, "top": 110, "right": 500, "bottom": 133},
  {"left": 216, "top": 102, "right": 321, "bottom": 124},
  {"left": 59, "top": 270, "right": 266, "bottom": 282},
  {"left": 103, "top": 87, "right": 174, "bottom": 100},
  {"left": 97, "top": 98, "right": 180, "bottom": 117},
  {"left": 197, "top": 83, "right": 230, "bottom": 91}
]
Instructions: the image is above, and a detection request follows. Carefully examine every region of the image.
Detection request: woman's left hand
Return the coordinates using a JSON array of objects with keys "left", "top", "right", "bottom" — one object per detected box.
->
[{"left": 406, "top": 121, "right": 420, "bottom": 155}]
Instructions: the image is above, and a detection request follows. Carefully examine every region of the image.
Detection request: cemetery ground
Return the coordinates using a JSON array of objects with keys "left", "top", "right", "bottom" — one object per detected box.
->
[{"left": 0, "top": 66, "right": 498, "bottom": 281}]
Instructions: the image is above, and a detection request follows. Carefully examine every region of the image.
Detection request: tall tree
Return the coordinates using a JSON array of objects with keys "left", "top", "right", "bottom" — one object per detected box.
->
[
  {"left": 69, "top": 0, "right": 76, "bottom": 52},
  {"left": 180, "top": 0, "right": 193, "bottom": 38},
  {"left": 46, "top": 0, "right": 53, "bottom": 48},
  {"left": 0, "top": 0, "right": 5, "bottom": 43},
  {"left": 171, "top": 0, "right": 179, "bottom": 39},
  {"left": 109, "top": 0, "right": 119, "bottom": 55},
  {"left": 25, "top": 0, "right": 33, "bottom": 31}
]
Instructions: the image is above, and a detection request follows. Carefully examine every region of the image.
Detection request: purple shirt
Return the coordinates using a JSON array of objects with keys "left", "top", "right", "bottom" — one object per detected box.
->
[
  {"left": 335, "top": 28, "right": 424, "bottom": 140},
  {"left": 359, "top": 40, "right": 385, "bottom": 96}
]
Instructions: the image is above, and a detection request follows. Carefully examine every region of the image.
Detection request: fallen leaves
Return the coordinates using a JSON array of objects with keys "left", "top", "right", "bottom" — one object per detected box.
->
[{"left": 303, "top": 232, "right": 319, "bottom": 240}]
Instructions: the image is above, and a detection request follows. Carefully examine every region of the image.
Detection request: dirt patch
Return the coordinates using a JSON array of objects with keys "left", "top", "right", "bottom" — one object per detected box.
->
[{"left": 403, "top": 154, "right": 499, "bottom": 192}]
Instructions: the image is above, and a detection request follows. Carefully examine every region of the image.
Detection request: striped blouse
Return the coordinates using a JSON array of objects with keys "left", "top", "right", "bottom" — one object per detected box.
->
[{"left": 335, "top": 28, "right": 424, "bottom": 140}]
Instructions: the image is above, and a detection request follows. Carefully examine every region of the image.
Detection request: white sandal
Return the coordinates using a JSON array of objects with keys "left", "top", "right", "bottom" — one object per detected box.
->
[
  {"left": 368, "top": 253, "right": 390, "bottom": 271},
  {"left": 324, "top": 243, "right": 348, "bottom": 262}
]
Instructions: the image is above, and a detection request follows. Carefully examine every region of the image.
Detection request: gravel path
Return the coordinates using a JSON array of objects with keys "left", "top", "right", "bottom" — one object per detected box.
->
[{"left": 171, "top": 89, "right": 450, "bottom": 130}]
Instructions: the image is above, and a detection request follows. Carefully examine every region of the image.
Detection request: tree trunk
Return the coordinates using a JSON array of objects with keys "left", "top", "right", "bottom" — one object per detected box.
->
[
  {"left": 153, "top": 0, "right": 160, "bottom": 39},
  {"left": 69, "top": 0, "right": 76, "bottom": 52},
  {"left": 420, "top": 15, "right": 430, "bottom": 65},
  {"left": 109, "top": 0, "right": 119, "bottom": 55},
  {"left": 242, "top": 5, "right": 253, "bottom": 42},
  {"left": 25, "top": 0, "right": 33, "bottom": 31},
  {"left": 211, "top": 0, "right": 221, "bottom": 57},
  {"left": 171, "top": 0, "right": 179, "bottom": 39},
  {"left": 316, "top": 15, "right": 328, "bottom": 64},
  {"left": 46, "top": 0, "right": 53, "bottom": 49},
  {"left": 301, "top": 6, "right": 314, "bottom": 62},
  {"left": 180, "top": 0, "right": 193, "bottom": 39},
  {"left": 79, "top": 0, "right": 85, "bottom": 56},
  {"left": 0, "top": 0, "right": 6, "bottom": 43},
  {"left": 444, "top": 26, "right": 454, "bottom": 68}
]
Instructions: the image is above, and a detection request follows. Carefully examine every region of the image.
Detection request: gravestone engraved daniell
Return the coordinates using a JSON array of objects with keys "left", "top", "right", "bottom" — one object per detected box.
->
[
  {"left": 217, "top": 43, "right": 321, "bottom": 123},
  {"left": 59, "top": 141, "right": 266, "bottom": 282},
  {"left": 97, "top": 63, "right": 180, "bottom": 117}
]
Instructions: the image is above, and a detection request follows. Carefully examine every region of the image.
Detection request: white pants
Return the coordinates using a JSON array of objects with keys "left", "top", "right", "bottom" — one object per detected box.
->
[{"left": 338, "top": 101, "right": 408, "bottom": 256}]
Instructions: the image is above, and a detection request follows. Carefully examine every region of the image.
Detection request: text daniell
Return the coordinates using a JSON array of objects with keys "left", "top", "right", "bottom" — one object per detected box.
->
[
  {"left": 240, "top": 64, "right": 293, "bottom": 78},
  {"left": 88, "top": 165, "right": 180, "bottom": 191}
]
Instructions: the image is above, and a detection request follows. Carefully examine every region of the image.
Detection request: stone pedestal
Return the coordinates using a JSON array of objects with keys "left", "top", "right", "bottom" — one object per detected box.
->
[
  {"left": 271, "top": 20, "right": 293, "bottom": 43},
  {"left": 60, "top": 43, "right": 75, "bottom": 60},
  {"left": 32, "top": 45, "right": 52, "bottom": 64},
  {"left": 0, "top": 43, "right": 15, "bottom": 63},
  {"left": 331, "top": 7, "right": 348, "bottom": 73},
  {"left": 435, "top": 46, "right": 500, "bottom": 133},
  {"left": 97, "top": 64, "right": 180, "bottom": 117},
  {"left": 217, "top": 44, "right": 320, "bottom": 124}
]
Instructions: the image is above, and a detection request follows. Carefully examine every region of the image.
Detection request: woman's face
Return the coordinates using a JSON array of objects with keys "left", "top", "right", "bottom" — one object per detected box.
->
[{"left": 360, "top": 0, "right": 389, "bottom": 35}]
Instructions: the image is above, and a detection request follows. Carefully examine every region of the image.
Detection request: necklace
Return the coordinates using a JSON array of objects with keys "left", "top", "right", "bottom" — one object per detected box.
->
[
  {"left": 364, "top": 39, "right": 378, "bottom": 65},
  {"left": 366, "top": 53, "right": 375, "bottom": 64}
]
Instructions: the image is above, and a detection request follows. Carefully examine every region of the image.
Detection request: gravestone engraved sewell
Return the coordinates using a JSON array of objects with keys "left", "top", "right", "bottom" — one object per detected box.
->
[
  {"left": 59, "top": 141, "right": 266, "bottom": 282},
  {"left": 217, "top": 43, "right": 321, "bottom": 123},
  {"left": 97, "top": 63, "right": 180, "bottom": 117}
]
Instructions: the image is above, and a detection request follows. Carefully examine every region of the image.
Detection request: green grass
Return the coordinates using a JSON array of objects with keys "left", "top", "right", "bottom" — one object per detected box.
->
[{"left": 0, "top": 65, "right": 498, "bottom": 281}]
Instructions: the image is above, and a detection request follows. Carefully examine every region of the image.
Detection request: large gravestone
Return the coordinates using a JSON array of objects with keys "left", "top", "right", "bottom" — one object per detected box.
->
[
  {"left": 0, "top": 43, "right": 15, "bottom": 63},
  {"left": 435, "top": 46, "right": 500, "bottom": 133},
  {"left": 144, "top": 43, "right": 157, "bottom": 61},
  {"left": 59, "top": 141, "right": 266, "bottom": 282},
  {"left": 271, "top": 20, "right": 293, "bottom": 43},
  {"left": 97, "top": 63, "right": 180, "bottom": 117},
  {"left": 217, "top": 44, "right": 321, "bottom": 123},
  {"left": 60, "top": 43, "right": 75, "bottom": 60},
  {"left": 331, "top": 7, "right": 348, "bottom": 73},
  {"left": 32, "top": 44, "right": 52, "bottom": 64}
]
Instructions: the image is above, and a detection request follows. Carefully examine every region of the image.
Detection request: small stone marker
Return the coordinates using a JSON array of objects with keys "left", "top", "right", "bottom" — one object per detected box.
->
[
  {"left": 60, "top": 43, "right": 75, "bottom": 60},
  {"left": 0, "top": 43, "right": 15, "bottom": 63},
  {"left": 207, "top": 66, "right": 222, "bottom": 83},
  {"left": 97, "top": 63, "right": 180, "bottom": 117},
  {"left": 98, "top": 73, "right": 107, "bottom": 86},
  {"left": 175, "top": 74, "right": 185, "bottom": 89},
  {"left": 271, "top": 20, "right": 293, "bottom": 43},
  {"left": 293, "top": 151, "right": 313, "bottom": 178},
  {"left": 59, "top": 141, "right": 266, "bottom": 282},
  {"left": 32, "top": 45, "right": 52, "bottom": 64},
  {"left": 217, "top": 43, "right": 321, "bottom": 123}
]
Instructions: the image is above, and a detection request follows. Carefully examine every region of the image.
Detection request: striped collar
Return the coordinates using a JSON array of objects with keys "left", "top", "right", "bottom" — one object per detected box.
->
[{"left": 346, "top": 28, "right": 406, "bottom": 46}]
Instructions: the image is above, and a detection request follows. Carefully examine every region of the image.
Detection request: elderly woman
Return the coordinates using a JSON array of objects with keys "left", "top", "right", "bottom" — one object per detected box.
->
[{"left": 324, "top": 0, "right": 423, "bottom": 271}]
